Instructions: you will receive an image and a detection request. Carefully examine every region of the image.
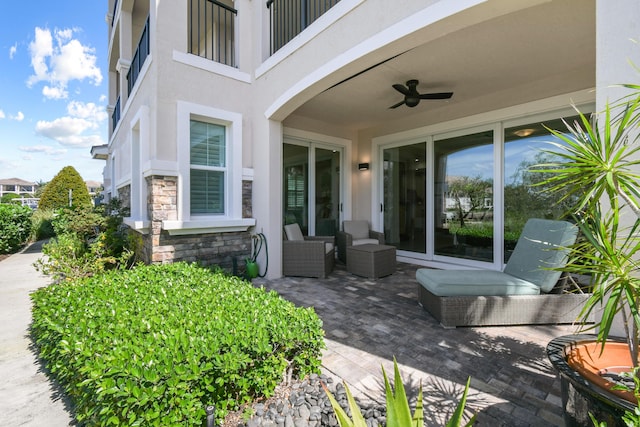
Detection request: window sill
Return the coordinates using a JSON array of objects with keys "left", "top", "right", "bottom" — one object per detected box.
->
[
  {"left": 123, "top": 218, "right": 151, "bottom": 234},
  {"left": 162, "top": 218, "right": 256, "bottom": 236}
]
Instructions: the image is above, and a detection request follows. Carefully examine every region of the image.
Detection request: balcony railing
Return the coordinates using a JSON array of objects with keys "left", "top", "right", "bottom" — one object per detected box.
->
[
  {"left": 112, "top": 96, "right": 121, "bottom": 131},
  {"left": 127, "top": 16, "right": 150, "bottom": 95},
  {"left": 267, "top": 0, "right": 341, "bottom": 54},
  {"left": 188, "top": 0, "right": 237, "bottom": 67},
  {"left": 111, "top": 0, "right": 119, "bottom": 26}
]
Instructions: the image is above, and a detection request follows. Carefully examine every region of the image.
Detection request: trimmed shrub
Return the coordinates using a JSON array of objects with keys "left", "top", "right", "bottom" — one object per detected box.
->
[
  {"left": 38, "top": 166, "right": 92, "bottom": 210},
  {"left": 0, "top": 204, "right": 32, "bottom": 253},
  {"left": 31, "top": 263, "right": 325, "bottom": 426}
]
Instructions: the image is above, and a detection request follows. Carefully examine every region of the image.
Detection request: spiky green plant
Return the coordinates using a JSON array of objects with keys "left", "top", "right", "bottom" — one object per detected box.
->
[
  {"left": 531, "top": 86, "right": 640, "bottom": 366},
  {"left": 323, "top": 358, "right": 475, "bottom": 427}
]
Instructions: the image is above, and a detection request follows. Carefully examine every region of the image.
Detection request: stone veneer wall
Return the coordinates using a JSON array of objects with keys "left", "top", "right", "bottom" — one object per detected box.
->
[
  {"left": 116, "top": 184, "right": 131, "bottom": 211},
  {"left": 134, "top": 175, "right": 253, "bottom": 273}
]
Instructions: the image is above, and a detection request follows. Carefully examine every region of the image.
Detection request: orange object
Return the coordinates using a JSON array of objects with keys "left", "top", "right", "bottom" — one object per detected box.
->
[{"left": 567, "top": 341, "right": 637, "bottom": 404}]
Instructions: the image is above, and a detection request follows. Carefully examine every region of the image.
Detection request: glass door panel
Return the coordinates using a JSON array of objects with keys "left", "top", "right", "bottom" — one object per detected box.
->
[
  {"left": 283, "top": 143, "right": 309, "bottom": 233},
  {"left": 315, "top": 148, "right": 340, "bottom": 237},
  {"left": 434, "top": 130, "right": 494, "bottom": 262},
  {"left": 504, "top": 115, "right": 580, "bottom": 262},
  {"left": 383, "top": 143, "right": 426, "bottom": 253}
]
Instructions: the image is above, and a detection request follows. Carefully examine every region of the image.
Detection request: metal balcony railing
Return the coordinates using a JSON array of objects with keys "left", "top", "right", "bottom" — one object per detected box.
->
[
  {"left": 188, "top": 0, "right": 237, "bottom": 67},
  {"left": 127, "top": 16, "right": 150, "bottom": 95},
  {"left": 112, "top": 96, "right": 121, "bottom": 131},
  {"left": 267, "top": 0, "right": 341, "bottom": 54},
  {"left": 111, "top": 0, "right": 119, "bottom": 26}
]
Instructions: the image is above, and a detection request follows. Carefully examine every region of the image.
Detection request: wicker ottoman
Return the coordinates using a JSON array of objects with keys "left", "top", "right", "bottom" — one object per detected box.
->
[{"left": 346, "top": 244, "right": 396, "bottom": 279}]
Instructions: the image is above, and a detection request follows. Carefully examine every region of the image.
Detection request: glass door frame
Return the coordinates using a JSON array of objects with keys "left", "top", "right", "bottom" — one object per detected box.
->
[
  {"left": 283, "top": 130, "right": 351, "bottom": 236},
  {"left": 373, "top": 125, "right": 503, "bottom": 270},
  {"left": 431, "top": 123, "right": 503, "bottom": 271}
]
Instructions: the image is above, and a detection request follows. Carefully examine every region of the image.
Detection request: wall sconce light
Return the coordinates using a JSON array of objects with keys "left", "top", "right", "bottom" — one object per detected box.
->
[{"left": 358, "top": 163, "right": 370, "bottom": 171}]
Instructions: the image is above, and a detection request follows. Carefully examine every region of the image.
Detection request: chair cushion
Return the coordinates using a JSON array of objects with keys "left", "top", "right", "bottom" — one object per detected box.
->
[
  {"left": 353, "top": 238, "right": 379, "bottom": 246},
  {"left": 325, "top": 242, "right": 334, "bottom": 254},
  {"left": 284, "top": 223, "right": 304, "bottom": 241},
  {"left": 416, "top": 268, "right": 540, "bottom": 296},
  {"left": 343, "top": 220, "right": 369, "bottom": 240},
  {"left": 503, "top": 219, "right": 577, "bottom": 293}
]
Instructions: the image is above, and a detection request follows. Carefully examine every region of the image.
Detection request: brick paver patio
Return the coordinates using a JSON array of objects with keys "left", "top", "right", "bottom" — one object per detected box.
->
[{"left": 255, "top": 262, "right": 582, "bottom": 426}]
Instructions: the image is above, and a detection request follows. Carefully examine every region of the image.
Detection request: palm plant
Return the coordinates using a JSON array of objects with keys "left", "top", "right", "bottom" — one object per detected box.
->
[
  {"left": 323, "top": 358, "right": 474, "bottom": 427},
  {"left": 531, "top": 85, "right": 640, "bottom": 366}
]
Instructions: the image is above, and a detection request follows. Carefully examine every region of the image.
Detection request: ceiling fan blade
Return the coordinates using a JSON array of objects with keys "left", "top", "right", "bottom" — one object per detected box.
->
[
  {"left": 419, "top": 92, "right": 453, "bottom": 100},
  {"left": 392, "top": 84, "right": 410, "bottom": 95},
  {"left": 388, "top": 100, "right": 406, "bottom": 109}
]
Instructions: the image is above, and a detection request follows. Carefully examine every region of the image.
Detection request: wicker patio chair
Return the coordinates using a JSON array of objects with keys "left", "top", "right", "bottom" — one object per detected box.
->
[
  {"left": 283, "top": 223, "right": 335, "bottom": 278},
  {"left": 336, "top": 220, "right": 384, "bottom": 263}
]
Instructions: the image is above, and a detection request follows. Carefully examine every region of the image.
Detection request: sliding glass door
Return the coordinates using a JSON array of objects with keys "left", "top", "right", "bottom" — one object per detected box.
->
[
  {"left": 433, "top": 130, "right": 494, "bottom": 263},
  {"left": 382, "top": 142, "right": 427, "bottom": 253},
  {"left": 283, "top": 141, "right": 342, "bottom": 236}
]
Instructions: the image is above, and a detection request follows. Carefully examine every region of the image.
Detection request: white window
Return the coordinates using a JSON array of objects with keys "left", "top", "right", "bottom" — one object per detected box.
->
[
  {"left": 190, "top": 120, "right": 226, "bottom": 215},
  {"left": 166, "top": 101, "right": 254, "bottom": 235}
]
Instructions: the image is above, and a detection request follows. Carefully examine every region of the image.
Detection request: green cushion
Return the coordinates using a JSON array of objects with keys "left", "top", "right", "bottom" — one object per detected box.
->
[
  {"left": 416, "top": 268, "right": 540, "bottom": 296},
  {"left": 503, "top": 219, "right": 577, "bottom": 293}
]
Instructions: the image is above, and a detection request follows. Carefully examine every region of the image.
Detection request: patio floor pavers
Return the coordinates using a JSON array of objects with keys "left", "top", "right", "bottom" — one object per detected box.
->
[{"left": 254, "top": 262, "right": 582, "bottom": 426}]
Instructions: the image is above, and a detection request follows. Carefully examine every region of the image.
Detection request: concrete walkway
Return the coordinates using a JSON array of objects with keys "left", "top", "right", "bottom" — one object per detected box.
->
[{"left": 0, "top": 241, "right": 74, "bottom": 426}]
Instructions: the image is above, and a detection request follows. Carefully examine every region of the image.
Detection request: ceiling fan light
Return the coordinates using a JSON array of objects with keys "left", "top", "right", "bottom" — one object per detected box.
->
[{"left": 405, "top": 97, "right": 420, "bottom": 107}]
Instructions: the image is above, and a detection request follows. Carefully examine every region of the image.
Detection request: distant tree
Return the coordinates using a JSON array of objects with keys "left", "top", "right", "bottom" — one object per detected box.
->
[
  {"left": 1, "top": 193, "right": 21, "bottom": 204},
  {"left": 34, "top": 180, "right": 48, "bottom": 198},
  {"left": 38, "top": 166, "right": 92, "bottom": 210},
  {"left": 448, "top": 175, "right": 492, "bottom": 227}
]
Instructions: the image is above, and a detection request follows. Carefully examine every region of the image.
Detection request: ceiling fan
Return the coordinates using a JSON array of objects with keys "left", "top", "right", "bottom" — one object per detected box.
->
[{"left": 389, "top": 79, "right": 453, "bottom": 109}]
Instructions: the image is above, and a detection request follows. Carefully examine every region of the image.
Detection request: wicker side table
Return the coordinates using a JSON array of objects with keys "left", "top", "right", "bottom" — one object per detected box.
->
[{"left": 346, "top": 244, "right": 396, "bottom": 279}]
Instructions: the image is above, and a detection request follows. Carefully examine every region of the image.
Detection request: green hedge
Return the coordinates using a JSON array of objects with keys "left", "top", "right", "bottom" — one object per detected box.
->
[
  {"left": 0, "top": 203, "right": 32, "bottom": 254},
  {"left": 31, "top": 263, "right": 325, "bottom": 426}
]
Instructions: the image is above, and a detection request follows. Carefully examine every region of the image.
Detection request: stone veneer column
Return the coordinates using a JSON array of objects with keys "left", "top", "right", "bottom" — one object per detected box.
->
[{"left": 145, "top": 175, "right": 178, "bottom": 264}]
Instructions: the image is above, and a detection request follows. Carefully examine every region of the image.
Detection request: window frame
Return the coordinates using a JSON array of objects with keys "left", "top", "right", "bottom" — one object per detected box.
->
[
  {"left": 189, "top": 119, "right": 227, "bottom": 215},
  {"left": 165, "top": 101, "right": 254, "bottom": 235}
]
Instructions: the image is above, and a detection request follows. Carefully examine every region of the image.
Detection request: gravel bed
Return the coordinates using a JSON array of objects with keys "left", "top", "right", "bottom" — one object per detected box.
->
[{"left": 228, "top": 374, "right": 386, "bottom": 427}]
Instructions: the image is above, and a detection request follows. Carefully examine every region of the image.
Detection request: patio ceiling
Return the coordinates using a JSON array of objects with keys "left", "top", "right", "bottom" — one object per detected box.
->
[{"left": 285, "top": 0, "right": 596, "bottom": 134}]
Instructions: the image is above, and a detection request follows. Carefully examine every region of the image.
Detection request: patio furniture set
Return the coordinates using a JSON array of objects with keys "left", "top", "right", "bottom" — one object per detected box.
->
[
  {"left": 283, "top": 218, "right": 591, "bottom": 328},
  {"left": 283, "top": 220, "right": 396, "bottom": 279}
]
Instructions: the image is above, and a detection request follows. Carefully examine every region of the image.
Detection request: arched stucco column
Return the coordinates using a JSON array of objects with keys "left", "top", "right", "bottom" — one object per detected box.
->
[
  {"left": 596, "top": 0, "right": 639, "bottom": 108},
  {"left": 595, "top": 0, "right": 640, "bottom": 337},
  {"left": 252, "top": 118, "right": 283, "bottom": 279}
]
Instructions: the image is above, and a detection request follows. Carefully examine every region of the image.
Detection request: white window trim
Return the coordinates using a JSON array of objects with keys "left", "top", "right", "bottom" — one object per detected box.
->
[{"left": 164, "top": 101, "right": 255, "bottom": 235}]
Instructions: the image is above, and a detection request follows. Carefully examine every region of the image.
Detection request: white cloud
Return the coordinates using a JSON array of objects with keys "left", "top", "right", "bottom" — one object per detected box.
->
[
  {"left": 0, "top": 110, "right": 5, "bottom": 119},
  {"left": 67, "top": 101, "right": 107, "bottom": 122},
  {"left": 27, "top": 27, "right": 102, "bottom": 100},
  {"left": 34, "top": 100, "right": 106, "bottom": 148},
  {"left": 10, "top": 112, "right": 24, "bottom": 121},
  {"left": 42, "top": 85, "right": 68, "bottom": 100},
  {"left": 19, "top": 145, "right": 68, "bottom": 156},
  {"left": 9, "top": 43, "right": 17, "bottom": 59}
]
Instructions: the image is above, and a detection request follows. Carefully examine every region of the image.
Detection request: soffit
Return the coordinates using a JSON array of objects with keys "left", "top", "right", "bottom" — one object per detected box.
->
[{"left": 286, "top": 0, "right": 595, "bottom": 132}]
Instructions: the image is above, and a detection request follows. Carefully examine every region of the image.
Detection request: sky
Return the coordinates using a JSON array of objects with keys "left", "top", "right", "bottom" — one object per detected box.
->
[{"left": 0, "top": 2, "right": 107, "bottom": 184}]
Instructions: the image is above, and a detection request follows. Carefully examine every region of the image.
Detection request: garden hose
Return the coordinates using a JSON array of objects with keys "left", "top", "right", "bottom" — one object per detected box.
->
[{"left": 251, "top": 232, "right": 268, "bottom": 278}]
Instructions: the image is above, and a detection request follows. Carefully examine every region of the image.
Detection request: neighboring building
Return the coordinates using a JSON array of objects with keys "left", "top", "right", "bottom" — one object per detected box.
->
[
  {"left": 93, "top": 0, "right": 638, "bottom": 277},
  {"left": 0, "top": 178, "right": 38, "bottom": 198}
]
